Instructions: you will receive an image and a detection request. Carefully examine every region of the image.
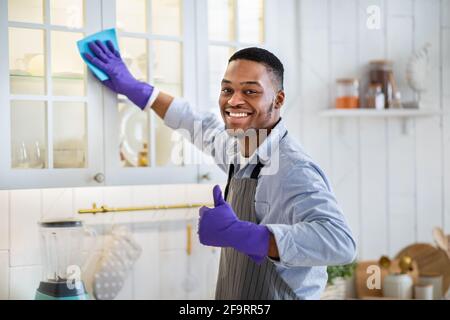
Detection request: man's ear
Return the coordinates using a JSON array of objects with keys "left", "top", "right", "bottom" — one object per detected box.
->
[{"left": 274, "top": 90, "right": 285, "bottom": 109}]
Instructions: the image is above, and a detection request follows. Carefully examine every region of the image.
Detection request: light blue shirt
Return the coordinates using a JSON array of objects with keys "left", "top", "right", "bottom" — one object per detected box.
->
[{"left": 163, "top": 98, "right": 357, "bottom": 299}]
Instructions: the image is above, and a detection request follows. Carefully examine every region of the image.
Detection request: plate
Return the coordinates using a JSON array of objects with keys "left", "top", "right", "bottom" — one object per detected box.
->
[{"left": 119, "top": 102, "right": 149, "bottom": 167}]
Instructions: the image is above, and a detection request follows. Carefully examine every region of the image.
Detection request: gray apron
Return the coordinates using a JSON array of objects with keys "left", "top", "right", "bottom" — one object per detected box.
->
[{"left": 215, "top": 146, "right": 298, "bottom": 300}]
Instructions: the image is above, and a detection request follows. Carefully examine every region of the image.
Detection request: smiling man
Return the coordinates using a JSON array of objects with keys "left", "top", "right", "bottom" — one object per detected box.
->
[{"left": 84, "top": 42, "right": 357, "bottom": 300}]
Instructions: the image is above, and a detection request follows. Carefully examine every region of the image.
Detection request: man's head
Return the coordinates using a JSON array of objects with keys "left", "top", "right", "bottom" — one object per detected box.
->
[{"left": 219, "top": 47, "right": 285, "bottom": 134}]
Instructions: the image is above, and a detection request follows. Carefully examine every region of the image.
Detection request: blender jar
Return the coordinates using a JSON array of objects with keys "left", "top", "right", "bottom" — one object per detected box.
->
[{"left": 36, "top": 219, "right": 94, "bottom": 300}]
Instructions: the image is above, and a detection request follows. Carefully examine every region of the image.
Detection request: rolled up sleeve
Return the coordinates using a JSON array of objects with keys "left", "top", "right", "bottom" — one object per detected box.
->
[{"left": 265, "top": 163, "right": 357, "bottom": 268}]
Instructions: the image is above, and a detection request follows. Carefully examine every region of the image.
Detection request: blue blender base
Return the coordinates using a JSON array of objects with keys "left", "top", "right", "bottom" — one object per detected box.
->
[
  {"left": 35, "top": 291, "right": 90, "bottom": 300},
  {"left": 35, "top": 280, "right": 90, "bottom": 300}
]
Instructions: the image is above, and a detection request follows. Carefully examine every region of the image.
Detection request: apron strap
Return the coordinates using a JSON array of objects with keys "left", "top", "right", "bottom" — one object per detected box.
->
[
  {"left": 223, "top": 129, "right": 288, "bottom": 201},
  {"left": 250, "top": 160, "right": 264, "bottom": 179},
  {"left": 224, "top": 163, "right": 235, "bottom": 202}
]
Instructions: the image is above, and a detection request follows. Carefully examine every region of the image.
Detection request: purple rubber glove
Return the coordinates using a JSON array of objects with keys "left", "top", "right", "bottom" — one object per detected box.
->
[
  {"left": 84, "top": 40, "right": 154, "bottom": 109},
  {"left": 198, "top": 185, "right": 270, "bottom": 264}
]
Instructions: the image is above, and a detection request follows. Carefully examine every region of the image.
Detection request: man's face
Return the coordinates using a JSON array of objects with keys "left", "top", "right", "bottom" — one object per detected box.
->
[{"left": 219, "top": 59, "right": 283, "bottom": 133}]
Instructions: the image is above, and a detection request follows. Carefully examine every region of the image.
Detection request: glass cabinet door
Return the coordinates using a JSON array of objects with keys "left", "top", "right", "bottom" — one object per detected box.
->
[
  {"left": 0, "top": 0, "right": 104, "bottom": 189},
  {"left": 103, "top": 0, "right": 199, "bottom": 185}
]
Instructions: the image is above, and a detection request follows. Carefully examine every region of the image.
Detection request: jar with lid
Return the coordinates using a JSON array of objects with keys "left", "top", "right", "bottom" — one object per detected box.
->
[
  {"left": 366, "top": 83, "right": 385, "bottom": 110},
  {"left": 335, "top": 78, "right": 359, "bottom": 109}
]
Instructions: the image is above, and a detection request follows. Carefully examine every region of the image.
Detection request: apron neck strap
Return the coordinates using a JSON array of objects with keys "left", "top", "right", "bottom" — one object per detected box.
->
[
  {"left": 224, "top": 163, "right": 235, "bottom": 202},
  {"left": 223, "top": 159, "right": 263, "bottom": 201},
  {"left": 223, "top": 129, "right": 288, "bottom": 201}
]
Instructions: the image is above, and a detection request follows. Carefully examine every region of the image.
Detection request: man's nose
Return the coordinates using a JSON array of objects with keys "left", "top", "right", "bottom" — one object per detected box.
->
[{"left": 227, "top": 92, "right": 245, "bottom": 106}]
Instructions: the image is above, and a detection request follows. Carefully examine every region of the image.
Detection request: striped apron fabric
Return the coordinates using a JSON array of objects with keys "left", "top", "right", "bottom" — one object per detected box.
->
[{"left": 215, "top": 159, "right": 298, "bottom": 300}]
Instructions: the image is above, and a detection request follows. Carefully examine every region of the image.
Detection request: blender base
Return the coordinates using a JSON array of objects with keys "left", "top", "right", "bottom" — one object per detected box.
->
[{"left": 35, "top": 280, "right": 90, "bottom": 300}]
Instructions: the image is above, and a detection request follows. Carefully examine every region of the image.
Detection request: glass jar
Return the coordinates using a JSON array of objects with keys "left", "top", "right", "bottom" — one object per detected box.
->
[
  {"left": 369, "top": 60, "right": 393, "bottom": 108},
  {"left": 335, "top": 78, "right": 359, "bottom": 109},
  {"left": 36, "top": 219, "right": 96, "bottom": 300},
  {"left": 366, "top": 83, "right": 385, "bottom": 110}
]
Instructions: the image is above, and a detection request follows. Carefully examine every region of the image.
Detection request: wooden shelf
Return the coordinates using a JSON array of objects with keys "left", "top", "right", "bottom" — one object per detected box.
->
[{"left": 319, "top": 109, "right": 442, "bottom": 118}]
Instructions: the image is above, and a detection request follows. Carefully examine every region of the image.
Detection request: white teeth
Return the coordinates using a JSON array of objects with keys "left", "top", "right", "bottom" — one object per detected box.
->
[{"left": 228, "top": 112, "right": 249, "bottom": 118}]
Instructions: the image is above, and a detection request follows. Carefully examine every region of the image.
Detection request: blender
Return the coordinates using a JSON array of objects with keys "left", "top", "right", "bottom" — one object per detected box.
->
[{"left": 35, "top": 219, "right": 95, "bottom": 300}]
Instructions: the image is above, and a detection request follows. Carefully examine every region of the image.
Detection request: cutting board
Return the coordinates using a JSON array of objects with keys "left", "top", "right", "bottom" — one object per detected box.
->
[
  {"left": 355, "top": 259, "right": 419, "bottom": 299},
  {"left": 395, "top": 243, "right": 450, "bottom": 294}
]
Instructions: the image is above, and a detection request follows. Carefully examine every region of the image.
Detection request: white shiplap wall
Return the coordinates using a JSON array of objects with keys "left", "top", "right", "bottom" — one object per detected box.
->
[{"left": 295, "top": 0, "right": 450, "bottom": 260}]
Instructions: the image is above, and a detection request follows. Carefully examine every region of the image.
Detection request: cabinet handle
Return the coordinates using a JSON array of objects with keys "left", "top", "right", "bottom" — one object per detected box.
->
[
  {"left": 93, "top": 173, "right": 105, "bottom": 183},
  {"left": 199, "top": 172, "right": 211, "bottom": 182}
]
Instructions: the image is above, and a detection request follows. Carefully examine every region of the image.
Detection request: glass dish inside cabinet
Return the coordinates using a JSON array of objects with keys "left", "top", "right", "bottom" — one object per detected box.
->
[
  {"left": 118, "top": 102, "right": 150, "bottom": 167},
  {"left": 11, "top": 101, "right": 48, "bottom": 169},
  {"left": 53, "top": 102, "right": 87, "bottom": 169},
  {"left": 9, "top": 28, "right": 46, "bottom": 95}
]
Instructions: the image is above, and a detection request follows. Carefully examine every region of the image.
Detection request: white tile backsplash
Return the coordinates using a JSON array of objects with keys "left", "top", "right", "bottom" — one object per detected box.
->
[
  {"left": 131, "top": 185, "right": 160, "bottom": 206},
  {"left": 132, "top": 229, "right": 160, "bottom": 299},
  {"left": 0, "top": 251, "right": 9, "bottom": 299},
  {"left": 74, "top": 186, "right": 108, "bottom": 228},
  {"left": 9, "top": 265, "right": 42, "bottom": 300},
  {"left": 186, "top": 183, "right": 216, "bottom": 204},
  {"left": 159, "top": 221, "right": 189, "bottom": 252},
  {"left": 159, "top": 250, "right": 188, "bottom": 300},
  {"left": 114, "top": 271, "right": 134, "bottom": 300},
  {"left": 0, "top": 191, "right": 9, "bottom": 250},
  {"left": 104, "top": 186, "right": 133, "bottom": 224},
  {"left": 156, "top": 185, "right": 187, "bottom": 205},
  {"left": 10, "top": 190, "right": 41, "bottom": 267},
  {"left": 41, "top": 188, "right": 74, "bottom": 220}
]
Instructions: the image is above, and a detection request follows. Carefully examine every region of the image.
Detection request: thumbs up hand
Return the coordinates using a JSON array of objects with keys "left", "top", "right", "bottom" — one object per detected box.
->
[
  {"left": 198, "top": 185, "right": 239, "bottom": 247},
  {"left": 198, "top": 185, "right": 270, "bottom": 264}
]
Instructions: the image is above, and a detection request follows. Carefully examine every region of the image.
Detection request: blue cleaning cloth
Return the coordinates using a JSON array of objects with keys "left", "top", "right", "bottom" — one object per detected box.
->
[{"left": 77, "top": 28, "right": 120, "bottom": 81}]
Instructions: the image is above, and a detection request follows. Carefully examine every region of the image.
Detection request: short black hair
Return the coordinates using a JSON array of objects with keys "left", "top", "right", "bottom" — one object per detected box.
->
[{"left": 228, "top": 47, "right": 284, "bottom": 90}]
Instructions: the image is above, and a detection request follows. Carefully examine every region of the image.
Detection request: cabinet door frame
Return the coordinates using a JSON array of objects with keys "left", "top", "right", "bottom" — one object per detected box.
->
[
  {"left": 0, "top": 0, "right": 105, "bottom": 190},
  {"left": 101, "top": 0, "right": 200, "bottom": 186}
]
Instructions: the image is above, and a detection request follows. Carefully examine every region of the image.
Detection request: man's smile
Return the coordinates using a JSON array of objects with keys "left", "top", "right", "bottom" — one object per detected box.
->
[{"left": 224, "top": 108, "right": 254, "bottom": 125}]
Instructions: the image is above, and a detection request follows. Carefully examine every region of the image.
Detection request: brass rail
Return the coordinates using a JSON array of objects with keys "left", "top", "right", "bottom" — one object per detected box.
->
[{"left": 78, "top": 202, "right": 213, "bottom": 215}]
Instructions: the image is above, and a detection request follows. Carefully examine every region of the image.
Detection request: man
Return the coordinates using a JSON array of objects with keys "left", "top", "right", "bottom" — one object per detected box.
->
[{"left": 84, "top": 41, "right": 357, "bottom": 300}]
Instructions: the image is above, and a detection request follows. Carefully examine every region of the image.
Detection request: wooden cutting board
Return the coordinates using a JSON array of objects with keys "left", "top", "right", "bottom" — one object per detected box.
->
[
  {"left": 355, "top": 259, "right": 419, "bottom": 299},
  {"left": 395, "top": 243, "right": 450, "bottom": 294}
]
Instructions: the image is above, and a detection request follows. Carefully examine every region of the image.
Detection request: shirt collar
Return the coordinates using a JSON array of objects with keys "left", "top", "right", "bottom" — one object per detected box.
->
[{"left": 227, "top": 117, "right": 287, "bottom": 168}]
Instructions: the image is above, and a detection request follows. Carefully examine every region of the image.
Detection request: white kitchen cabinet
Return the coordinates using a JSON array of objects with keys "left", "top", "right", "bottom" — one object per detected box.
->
[
  {"left": 0, "top": 0, "right": 278, "bottom": 189},
  {"left": 0, "top": 0, "right": 105, "bottom": 189}
]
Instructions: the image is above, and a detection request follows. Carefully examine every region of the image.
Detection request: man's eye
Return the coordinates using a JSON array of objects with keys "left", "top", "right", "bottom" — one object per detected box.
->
[
  {"left": 245, "top": 90, "right": 257, "bottom": 95},
  {"left": 221, "top": 88, "right": 232, "bottom": 94}
]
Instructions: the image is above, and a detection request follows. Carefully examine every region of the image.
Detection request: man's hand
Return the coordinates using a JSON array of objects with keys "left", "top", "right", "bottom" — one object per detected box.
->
[
  {"left": 84, "top": 40, "right": 154, "bottom": 109},
  {"left": 198, "top": 185, "right": 270, "bottom": 264}
]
